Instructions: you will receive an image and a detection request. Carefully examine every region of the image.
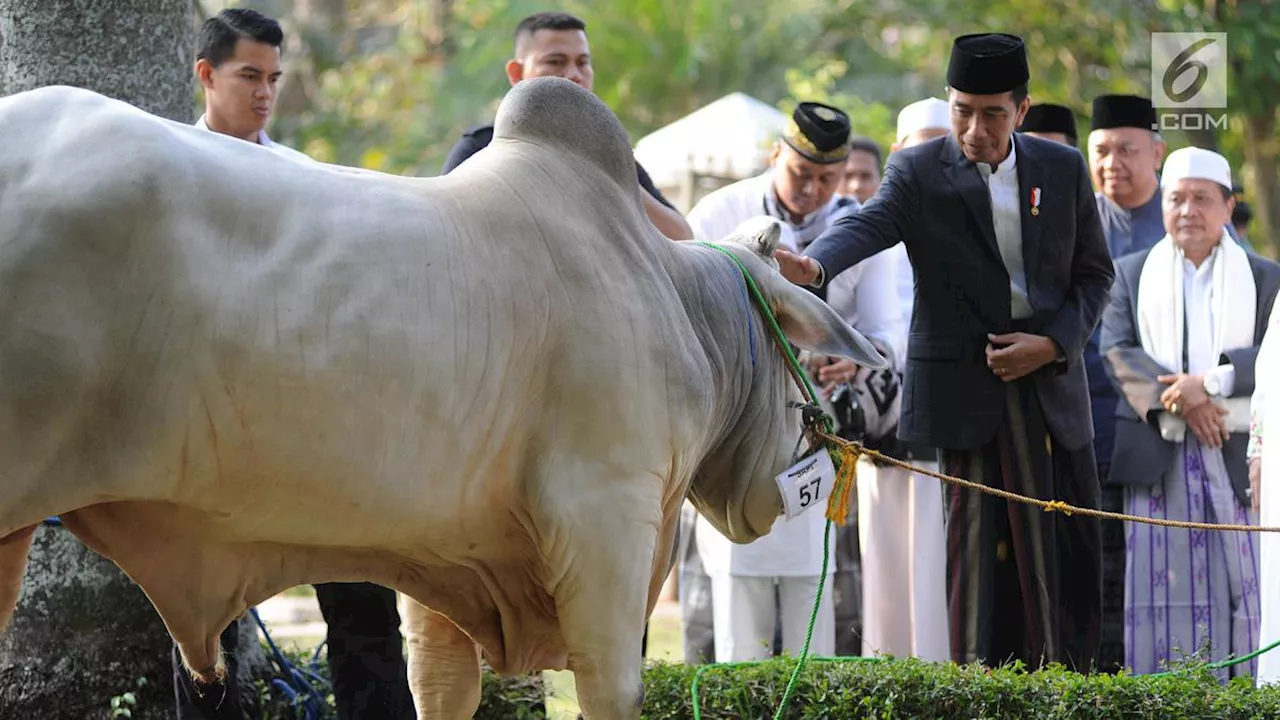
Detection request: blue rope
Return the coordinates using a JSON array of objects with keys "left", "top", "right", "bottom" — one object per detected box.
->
[
  {"left": 250, "top": 607, "right": 331, "bottom": 720},
  {"left": 735, "top": 267, "right": 757, "bottom": 365}
]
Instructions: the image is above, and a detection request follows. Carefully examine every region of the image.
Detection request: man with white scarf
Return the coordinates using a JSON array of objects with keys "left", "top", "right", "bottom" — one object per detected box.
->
[
  {"left": 681, "top": 101, "right": 905, "bottom": 661},
  {"left": 1253, "top": 307, "right": 1280, "bottom": 684},
  {"left": 1100, "top": 146, "right": 1280, "bottom": 679}
]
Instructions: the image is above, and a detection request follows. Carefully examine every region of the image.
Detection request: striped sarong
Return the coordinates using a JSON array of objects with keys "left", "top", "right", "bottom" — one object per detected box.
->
[{"left": 942, "top": 377, "right": 1102, "bottom": 671}]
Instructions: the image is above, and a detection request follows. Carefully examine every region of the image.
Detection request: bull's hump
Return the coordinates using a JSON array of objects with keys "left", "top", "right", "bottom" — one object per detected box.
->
[{"left": 491, "top": 77, "right": 636, "bottom": 189}]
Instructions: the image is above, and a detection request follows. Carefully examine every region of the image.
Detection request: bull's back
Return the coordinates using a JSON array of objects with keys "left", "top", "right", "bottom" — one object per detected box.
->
[
  {"left": 0, "top": 87, "right": 558, "bottom": 544},
  {"left": 0, "top": 87, "right": 720, "bottom": 674},
  {"left": 0, "top": 87, "right": 699, "bottom": 556}
]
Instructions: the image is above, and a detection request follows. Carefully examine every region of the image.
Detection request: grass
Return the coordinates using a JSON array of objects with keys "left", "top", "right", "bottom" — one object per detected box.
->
[{"left": 260, "top": 592, "right": 685, "bottom": 719}]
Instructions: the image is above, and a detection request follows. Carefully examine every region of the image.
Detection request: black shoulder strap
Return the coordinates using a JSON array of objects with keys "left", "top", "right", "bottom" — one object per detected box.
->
[{"left": 464, "top": 124, "right": 495, "bottom": 143}]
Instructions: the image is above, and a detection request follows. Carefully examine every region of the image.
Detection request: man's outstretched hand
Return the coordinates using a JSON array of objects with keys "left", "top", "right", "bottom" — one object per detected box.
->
[{"left": 773, "top": 249, "right": 821, "bottom": 286}]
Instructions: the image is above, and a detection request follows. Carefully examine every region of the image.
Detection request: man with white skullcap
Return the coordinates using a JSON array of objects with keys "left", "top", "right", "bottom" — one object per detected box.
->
[
  {"left": 847, "top": 99, "right": 952, "bottom": 330},
  {"left": 1100, "top": 146, "right": 1280, "bottom": 678},
  {"left": 846, "top": 97, "right": 952, "bottom": 663},
  {"left": 894, "top": 97, "right": 950, "bottom": 149}
]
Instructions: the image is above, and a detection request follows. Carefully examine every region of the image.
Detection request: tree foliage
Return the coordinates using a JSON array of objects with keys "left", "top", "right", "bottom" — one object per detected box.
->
[
  {"left": 227, "top": 0, "right": 1278, "bottom": 252},
  {"left": 263, "top": 0, "right": 844, "bottom": 175}
]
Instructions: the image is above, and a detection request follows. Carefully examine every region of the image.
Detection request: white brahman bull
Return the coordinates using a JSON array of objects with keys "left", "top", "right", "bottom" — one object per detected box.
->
[{"left": 0, "top": 77, "right": 885, "bottom": 719}]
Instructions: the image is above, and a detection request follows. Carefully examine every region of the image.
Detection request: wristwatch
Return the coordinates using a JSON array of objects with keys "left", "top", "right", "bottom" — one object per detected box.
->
[{"left": 1203, "top": 372, "right": 1223, "bottom": 397}]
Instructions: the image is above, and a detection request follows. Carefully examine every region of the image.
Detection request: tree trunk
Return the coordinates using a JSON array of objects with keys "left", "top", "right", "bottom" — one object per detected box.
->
[
  {"left": 0, "top": 525, "right": 276, "bottom": 719},
  {"left": 0, "top": 0, "right": 196, "bottom": 121},
  {"left": 1243, "top": 110, "right": 1280, "bottom": 259},
  {"left": 0, "top": 2, "right": 272, "bottom": 718}
]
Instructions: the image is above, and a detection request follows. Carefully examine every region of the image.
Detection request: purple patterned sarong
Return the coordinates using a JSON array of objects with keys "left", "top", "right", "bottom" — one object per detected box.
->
[{"left": 1124, "top": 437, "right": 1260, "bottom": 681}]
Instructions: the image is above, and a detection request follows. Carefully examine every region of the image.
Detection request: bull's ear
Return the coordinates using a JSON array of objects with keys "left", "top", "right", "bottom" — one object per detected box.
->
[
  {"left": 702, "top": 230, "right": 886, "bottom": 370},
  {"left": 766, "top": 274, "right": 889, "bottom": 370}
]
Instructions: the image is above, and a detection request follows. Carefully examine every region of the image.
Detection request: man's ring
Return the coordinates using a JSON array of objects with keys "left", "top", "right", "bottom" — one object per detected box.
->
[{"left": 1171, "top": 402, "right": 1180, "bottom": 414}]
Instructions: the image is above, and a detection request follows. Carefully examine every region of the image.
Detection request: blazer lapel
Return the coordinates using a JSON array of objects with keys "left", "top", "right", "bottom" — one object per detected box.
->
[
  {"left": 1014, "top": 134, "right": 1045, "bottom": 305},
  {"left": 940, "top": 136, "right": 1000, "bottom": 262}
]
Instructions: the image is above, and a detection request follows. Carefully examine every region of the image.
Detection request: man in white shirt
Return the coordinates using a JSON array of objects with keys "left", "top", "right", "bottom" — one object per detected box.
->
[
  {"left": 850, "top": 98, "right": 953, "bottom": 664},
  {"left": 681, "top": 101, "right": 905, "bottom": 662},
  {"left": 881, "top": 98, "right": 948, "bottom": 337},
  {"left": 1100, "top": 146, "right": 1280, "bottom": 679},
  {"left": 177, "top": 9, "right": 414, "bottom": 720}
]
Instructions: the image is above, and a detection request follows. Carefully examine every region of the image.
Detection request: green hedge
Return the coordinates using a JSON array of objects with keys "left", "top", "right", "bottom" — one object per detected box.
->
[
  {"left": 264, "top": 649, "right": 1280, "bottom": 718},
  {"left": 637, "top": 657, "right": 1280, "bottom": 719}
]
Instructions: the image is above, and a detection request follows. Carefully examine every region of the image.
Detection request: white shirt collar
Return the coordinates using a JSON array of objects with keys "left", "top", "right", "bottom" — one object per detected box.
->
[
  {"left": 1177, "top": 237, "right": 1222, "bottom": 278},
  {"left": 194, "top": 113, "right": 274, "bottom": 147},
  {"left": 977, "top": 137, "right": 1017, "bottom": 178}
]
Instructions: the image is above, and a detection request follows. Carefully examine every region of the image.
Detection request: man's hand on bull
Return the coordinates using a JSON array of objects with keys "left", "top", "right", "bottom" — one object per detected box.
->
[
  {"left": 985, "top": 332, "right": 1060, "bottom": 382},
  {"left": 773, "top": 249, "right": 822, "bottom": 286}
]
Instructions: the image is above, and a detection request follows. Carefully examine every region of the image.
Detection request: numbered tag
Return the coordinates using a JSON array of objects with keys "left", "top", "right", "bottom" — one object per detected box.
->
[{"left": 775, "top": 450, "right": 837, "bottom": 520}]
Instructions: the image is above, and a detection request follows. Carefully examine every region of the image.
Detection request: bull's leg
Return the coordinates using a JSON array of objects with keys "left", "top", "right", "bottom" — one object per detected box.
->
[
  {"left": 0, "top": 524, "right": 37, "bottom": 631},
  {"left": 555, "top": 517, "right": 657, "bottom": 720},
  {"left": 403, "top": 597, "right": 482, "bottom": 720}
]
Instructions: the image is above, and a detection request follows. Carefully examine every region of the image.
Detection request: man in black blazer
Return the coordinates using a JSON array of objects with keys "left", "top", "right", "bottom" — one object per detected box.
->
[{"left": 775, "top": 33, "right": 1115, "bottom": 672}]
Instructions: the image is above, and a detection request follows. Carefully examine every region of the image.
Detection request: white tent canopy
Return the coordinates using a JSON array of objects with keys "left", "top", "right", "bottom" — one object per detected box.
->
[{"left": 633, "top": 92, "right": 787, "bottom": 189}]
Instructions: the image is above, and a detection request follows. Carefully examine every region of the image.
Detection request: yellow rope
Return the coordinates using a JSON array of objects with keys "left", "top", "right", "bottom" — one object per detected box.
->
[
  {"left": 1042, "top": 500, "right": 1073, "bottom": 516},
  {"left": 814, "top": 429, "right": 1277, "bottom": 533},
  {"left": 824, "top": 443, "right": 860, "bottom": 525}
]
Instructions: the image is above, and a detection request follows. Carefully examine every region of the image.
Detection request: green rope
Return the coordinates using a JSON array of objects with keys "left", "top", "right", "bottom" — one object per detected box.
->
[
  {"left": 1148, "top": 636, "right": 1280, "bottom": 678},
  {"left": 689, "top": 515, "right": 854, "bottom": 720},
  {"left": 694, "top": 242, "right": 824, "bottom": 411},
  {"left": 691, "top": 241, "right": 845, "bottom": 719}
]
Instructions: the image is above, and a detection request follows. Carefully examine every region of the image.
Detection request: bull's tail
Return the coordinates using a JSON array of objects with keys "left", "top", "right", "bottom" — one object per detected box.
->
[{"left": 0, "top": 524, "right": 37, "bottom": 631}]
